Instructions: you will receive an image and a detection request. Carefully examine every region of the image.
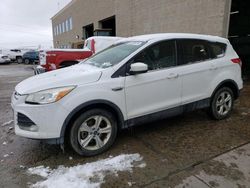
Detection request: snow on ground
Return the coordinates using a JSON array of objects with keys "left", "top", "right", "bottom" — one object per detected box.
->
[
  {"left": 1, "top": 120, "right": 14, "bottom": 127},
  {"left": 27, "top": 153, "right": 145, "bottom": 188}
]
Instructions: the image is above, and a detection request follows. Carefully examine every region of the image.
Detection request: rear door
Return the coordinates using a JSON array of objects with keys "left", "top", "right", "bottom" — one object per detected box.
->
[{"left": 177, "top": 39, "right": 216, "bottom": 105}]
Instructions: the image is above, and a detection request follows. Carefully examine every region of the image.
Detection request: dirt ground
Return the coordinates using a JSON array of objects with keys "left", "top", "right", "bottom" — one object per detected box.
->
[{"left": 0, "top": 64, "right": 250, "bottom": 188}]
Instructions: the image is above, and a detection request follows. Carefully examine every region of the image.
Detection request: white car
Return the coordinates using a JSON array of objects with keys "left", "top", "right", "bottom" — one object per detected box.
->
[
  {"left": 0, "top": 54, "right": 11, "bottom": 64},
  {"left": 11, "top": 33, "right": 243, "bottom": 156},
  {"left": 4, "top": 49, "right": 24, "bottom": 63}
]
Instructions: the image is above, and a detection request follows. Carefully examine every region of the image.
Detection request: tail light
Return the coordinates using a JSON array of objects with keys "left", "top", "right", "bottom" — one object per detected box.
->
[
  {"left": 91, "top": 39, "right": 96, "bottom": 54},
  {"left": 231, "top": 58, "right": 242, "bottom": 67}
]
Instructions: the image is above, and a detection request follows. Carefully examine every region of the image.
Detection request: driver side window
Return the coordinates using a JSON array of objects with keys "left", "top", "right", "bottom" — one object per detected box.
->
[{"left": 130, "top": 40, "right": 177, "bottom": 71}]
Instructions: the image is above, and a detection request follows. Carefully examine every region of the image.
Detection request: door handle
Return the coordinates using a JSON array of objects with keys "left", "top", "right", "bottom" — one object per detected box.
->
[
  {"left": 210, "top": 65, "right": 218, "bottom": 70},
  {"left": 167, "top": 73, "right": 179, "bottom": 79},
  {"left": 112, "top": 87, "right": 124, "bottom": 91}
]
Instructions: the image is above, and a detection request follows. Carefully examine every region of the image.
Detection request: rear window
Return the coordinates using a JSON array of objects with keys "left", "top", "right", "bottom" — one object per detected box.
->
[
  {"left": 179, "top": 39, "right": 211, "bottom": 65},
  {"left": 209, "top": 42, "right": 227, "bottom": 58}
]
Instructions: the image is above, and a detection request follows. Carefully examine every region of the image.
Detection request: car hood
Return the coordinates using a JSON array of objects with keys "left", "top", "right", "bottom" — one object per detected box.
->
[{"left": 15, "top": 64, "right": 103, "bottom": 95}]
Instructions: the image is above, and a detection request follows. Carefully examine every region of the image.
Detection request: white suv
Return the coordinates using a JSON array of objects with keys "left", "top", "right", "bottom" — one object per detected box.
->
[{"left": 11, "top": 34, "right": 243, "bottom": 156}]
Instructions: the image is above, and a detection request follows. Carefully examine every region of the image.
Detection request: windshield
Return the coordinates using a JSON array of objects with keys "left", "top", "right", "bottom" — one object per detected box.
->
[{"left": 81, "top": 41, "right": 145, "bottom": 68}]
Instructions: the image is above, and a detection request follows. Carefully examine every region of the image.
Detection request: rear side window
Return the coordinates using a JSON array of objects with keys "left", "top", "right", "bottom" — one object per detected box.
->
[
  {"left": 209, "top": 42, "right": 227, "bottom": 58},
  {"left": 178, "top": 39, "right": 211, "bottom": 65}
]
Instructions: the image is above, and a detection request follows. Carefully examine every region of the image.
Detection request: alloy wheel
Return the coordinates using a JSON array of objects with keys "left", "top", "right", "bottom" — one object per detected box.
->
[
  {"left": 77, "top": 115, "right": 112, "bottom": 151},
  {"left": 216, "top": 91, "right": 232, "bottom": 116}
]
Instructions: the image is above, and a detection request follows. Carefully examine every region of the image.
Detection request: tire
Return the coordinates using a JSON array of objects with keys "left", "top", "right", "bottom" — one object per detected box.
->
[
  {"left": 24, "top": 59, "right": 30, "bottom": 64},
  {"left": 16, "top": 57, "right": 23, "bottom": 64},
  {"left": 209, "top": 87, "right": 234, "bottom": 120},
  {"left": 69, "top": 109, "right": 118, "bottom": 156}
]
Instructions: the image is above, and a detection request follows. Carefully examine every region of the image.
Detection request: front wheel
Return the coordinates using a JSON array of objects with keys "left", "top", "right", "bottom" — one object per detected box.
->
[
  {"left": 24, "top": 59, "right": 30, "bottom": 64},
  {"left": 16, "top": 57, "right": 23, "bottom": 64},
  {"left": 209, "top": 87, "right": 234, "bottom": 120},
  {"left": 69, "top": 109, "right": 118, "bottom": 156}
]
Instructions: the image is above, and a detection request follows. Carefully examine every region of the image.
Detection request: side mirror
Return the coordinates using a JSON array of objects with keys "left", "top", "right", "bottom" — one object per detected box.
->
[{"left": 130, "top": 62, "right": 148, "bottom": 75}]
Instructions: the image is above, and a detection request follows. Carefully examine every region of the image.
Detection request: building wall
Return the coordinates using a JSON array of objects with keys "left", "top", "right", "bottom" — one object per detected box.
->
[
  {"left": 52, "top": 0, "right": 115, "bottom": 48},
  {"left": 52, "top": 0, "right": 231, "bottom": 48}
]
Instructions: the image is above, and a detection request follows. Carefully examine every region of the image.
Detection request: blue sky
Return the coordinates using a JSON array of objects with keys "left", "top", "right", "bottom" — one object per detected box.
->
[{"left": 0, "top": 0, "right": 71, "bottom": 49}]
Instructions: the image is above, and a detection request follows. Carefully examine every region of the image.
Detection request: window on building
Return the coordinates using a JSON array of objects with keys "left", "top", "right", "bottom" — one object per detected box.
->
[
  {"left": 62, "top": 22, "right": 65, "bottom": 33},
  {"left": 69, "top": 17, "right": 73, "bottom": 30},
  {"left": 82, "top": 24, "right": 94, "bottom": 39},
  {"left": 59, "top": 23, "right": 62, "bottom": 34},
  {"left": 99, "top": 16, "right": 116, "bottom": 36},
  {"left": 65, "top": 19, "right": 69, "bottom": 32},
  {"left": 56, "top": 25, "right": 59, "bottom": 35},
  {"left": 54, "top": 27, "right": 57, "bottom": 36}
]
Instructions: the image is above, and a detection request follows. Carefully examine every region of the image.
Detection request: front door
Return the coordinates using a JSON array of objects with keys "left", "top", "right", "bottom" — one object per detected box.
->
[{"left": 125, "top": 40, "right": 182, "bottom": 119}]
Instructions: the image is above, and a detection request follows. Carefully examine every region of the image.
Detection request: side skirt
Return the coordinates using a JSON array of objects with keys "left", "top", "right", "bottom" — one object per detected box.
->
[{"left": 124, "top": 98, "right": 210, "bottom": 128}]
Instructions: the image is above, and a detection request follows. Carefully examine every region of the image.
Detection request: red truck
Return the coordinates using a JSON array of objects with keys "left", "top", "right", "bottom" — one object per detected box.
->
[{"left": 35, "top": 37, "right": 124, "bottom": 74}]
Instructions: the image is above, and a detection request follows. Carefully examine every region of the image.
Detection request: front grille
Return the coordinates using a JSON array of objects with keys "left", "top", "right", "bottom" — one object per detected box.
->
[{"left": 17, "top": 113, "right": 35, "bottom": 127}]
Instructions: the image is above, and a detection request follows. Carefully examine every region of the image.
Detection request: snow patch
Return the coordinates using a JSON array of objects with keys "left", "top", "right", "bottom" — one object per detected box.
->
[
  {"left": 28, "top": 166, "right": 51, "bottom": 178},
  {"left": 1, "top": 120, "right": 14, "bottom": 127},
  {"left": 128, "top": 181, "right": 136, "bottom": 187},
  {"left": 20, "top": 165, "right": 26, "bottom": 169},
  {"left": 27, "top": 154, "right": 145, "bottom": 188},
  {"left": 3, "top": 154, "right": 9, "bottom": 158},
  {"left": 241, "top": 112, "right": 248, "bottom": 116},
  {"left": 137, "top": 163, "right": 146, "bottom": 168}
]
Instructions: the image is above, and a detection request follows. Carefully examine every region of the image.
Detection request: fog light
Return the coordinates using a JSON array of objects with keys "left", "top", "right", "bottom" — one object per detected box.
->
[
  {"left": 17, "top": 113, "right": 38, "bottom": 132},
  {"left": 19, "top": 125, "right": 39, "bottom": 132}
]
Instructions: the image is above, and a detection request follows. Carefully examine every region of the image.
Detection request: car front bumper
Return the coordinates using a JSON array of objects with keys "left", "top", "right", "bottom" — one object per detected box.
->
[
  {"left": 0, "top": 59, "right": 11, "bottom": 64},
  {"left": 11, "top": 92, "right": 69, "bottom": 142}
]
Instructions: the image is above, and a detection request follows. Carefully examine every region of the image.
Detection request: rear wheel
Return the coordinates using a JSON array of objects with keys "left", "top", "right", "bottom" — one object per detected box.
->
[
  {"left": 209, "top": 87, "right": 234, "bottom": 120},
  {"left": 69, "top": 109, "right": 118, "bottom": 156}
]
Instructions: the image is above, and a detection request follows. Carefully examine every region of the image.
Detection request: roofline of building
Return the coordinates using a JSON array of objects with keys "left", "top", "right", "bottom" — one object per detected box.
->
[{"left": 51, "top": 0, "right": 75, "bottom": 20}]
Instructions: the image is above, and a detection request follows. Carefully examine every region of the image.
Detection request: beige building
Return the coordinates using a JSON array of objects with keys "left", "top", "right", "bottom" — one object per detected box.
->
[
  {"left": 52, "top": 0, "right": 232, "bottom": 47},
  {"left": 51, "top": 0, "right": 249, "bottom": 73}
]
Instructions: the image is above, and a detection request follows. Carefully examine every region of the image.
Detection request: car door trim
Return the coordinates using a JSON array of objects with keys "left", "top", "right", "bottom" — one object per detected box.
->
[{"left": 125, "top": 98, "right": 210, "bottom": 128}]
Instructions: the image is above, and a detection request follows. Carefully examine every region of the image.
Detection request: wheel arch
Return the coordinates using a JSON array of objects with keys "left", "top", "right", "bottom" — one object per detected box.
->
[
  {"left": 211, "top": 79, "right": 240, "bottom": 100},
  {"left": 60, "top": 100, "right": 125, "bottom": 141}
]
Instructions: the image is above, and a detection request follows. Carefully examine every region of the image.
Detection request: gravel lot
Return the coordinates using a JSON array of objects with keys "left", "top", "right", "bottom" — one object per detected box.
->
[{"left": 1, "top": 64, "right": 250, "bottom": 188}]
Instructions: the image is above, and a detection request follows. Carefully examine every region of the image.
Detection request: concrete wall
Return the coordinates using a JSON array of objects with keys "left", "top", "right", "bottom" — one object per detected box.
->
[
  {"left": 52, "top": 0, "right": 115, "bottom": 48},
  {"left": 52, "top": 0, "right": 231, "bottom": 48}
]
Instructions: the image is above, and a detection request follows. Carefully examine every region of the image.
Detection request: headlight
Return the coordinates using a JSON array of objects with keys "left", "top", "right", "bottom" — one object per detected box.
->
[{"left": 25, "top": 86, "right": 75, "bottom": 104}]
